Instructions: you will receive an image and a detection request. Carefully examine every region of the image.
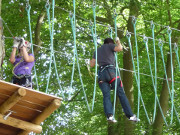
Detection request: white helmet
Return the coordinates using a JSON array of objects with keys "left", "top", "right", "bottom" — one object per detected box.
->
[
  {"left": 24, "top": 40, "right": 32, "bottom": 52},
  {"left": 17, "top": 37, "right": 32, "bottom": 52}
]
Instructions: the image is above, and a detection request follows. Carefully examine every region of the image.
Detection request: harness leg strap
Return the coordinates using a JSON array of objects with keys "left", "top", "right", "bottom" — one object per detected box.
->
[{"left": 109, "top": 76, "right": 123, "bottom": 87}]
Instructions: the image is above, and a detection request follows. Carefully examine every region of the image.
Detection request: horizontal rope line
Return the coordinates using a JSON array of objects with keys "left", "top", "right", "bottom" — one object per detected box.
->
[{"left": 55, "top": 6, "right": 179, "bottom": 46}]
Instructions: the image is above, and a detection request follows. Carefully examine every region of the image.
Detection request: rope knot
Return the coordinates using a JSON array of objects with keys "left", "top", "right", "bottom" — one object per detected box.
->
[
  {"left": 113, "top": 9, "right": 118, "bottom": 18},
  {"left": 143, "top": 35, "right": 148, "bottom": 43},
  {"left": 158, "top": 39, "right": 163, "bottom": 48},
  {"left": 126, "top": 31, "right": 131, "bottom": 38},
  {"left": 167, "top": 26, "right": 172, "bottom": 34},
  {"left": 132, "top": 16, "right": 137, "bottom": 25},
  {"left": 174, "top": 43, "right": 178, "bottom": 50},
  {"left": 150, "top": 21, "right": 155, "bottom": 29}
]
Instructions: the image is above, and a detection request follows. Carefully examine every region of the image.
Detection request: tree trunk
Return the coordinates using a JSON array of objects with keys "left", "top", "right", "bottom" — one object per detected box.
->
[
  {"left": 152, "top": 51, "right": 176, "bottom": 134},
  {"left": 152, "top": 25, "right": 180, "bottom": 134},
  {"left": 0, "top": 0, "right": 5, "bottom": 80},
  {"left": 123, "top": 0, "right": 139, "bottom": 135},
  {"left": 152, "top": 0, "right": 180, "bottom": 133}
]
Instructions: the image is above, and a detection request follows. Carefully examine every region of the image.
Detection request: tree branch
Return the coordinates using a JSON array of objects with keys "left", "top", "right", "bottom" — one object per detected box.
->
[
  {"left": 166, "top": 0, "right": 172, "bottom": 26},
  {"left": 34, "top": 10, "right": 46, "bottom": 54}
]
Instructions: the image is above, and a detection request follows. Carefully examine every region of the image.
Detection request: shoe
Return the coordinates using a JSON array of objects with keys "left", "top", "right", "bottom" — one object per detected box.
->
[
  {"left": 129, "top": 115, "right": 140, "bottom": 122},
  {"left": 107, "top": 116, "right": 117, "bottom": 123}
]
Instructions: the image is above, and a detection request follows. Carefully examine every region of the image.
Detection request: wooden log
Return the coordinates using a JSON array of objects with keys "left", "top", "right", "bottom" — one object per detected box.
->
[
  {"left": 33, "top": 99, "right": 61, "bottom": 124},
  {"left": 0, "top": 88, "right": 26, "bottom": 114},
  {"left": 18, "top": 99, "right": 61, "bottom": 135},
  {"left": 0, "top": 113, "right": 42, "bottom": 133}
]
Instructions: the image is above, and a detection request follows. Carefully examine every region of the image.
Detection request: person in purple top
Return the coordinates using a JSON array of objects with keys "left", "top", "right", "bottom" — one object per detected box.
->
[{"left": 10, "top": 37, "right": 35, "bottom": 88}]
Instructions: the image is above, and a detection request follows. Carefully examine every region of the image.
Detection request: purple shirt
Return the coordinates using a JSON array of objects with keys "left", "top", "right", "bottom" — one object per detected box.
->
[{"left": 13, "top": 54, "right": 35, "bottom": 75}]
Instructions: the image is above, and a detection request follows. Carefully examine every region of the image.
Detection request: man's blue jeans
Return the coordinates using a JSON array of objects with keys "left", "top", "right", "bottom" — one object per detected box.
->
[{"left": 98, "top": 66, "right": 133, "bottom": 118}]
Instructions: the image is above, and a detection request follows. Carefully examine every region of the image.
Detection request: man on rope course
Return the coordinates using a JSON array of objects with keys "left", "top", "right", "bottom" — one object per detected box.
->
[
  {"left": 10, "top": 37, "right": 35, "bottom": 88},
  {"left": 90, "top": 37, "right": 140, "bottom": 123}
]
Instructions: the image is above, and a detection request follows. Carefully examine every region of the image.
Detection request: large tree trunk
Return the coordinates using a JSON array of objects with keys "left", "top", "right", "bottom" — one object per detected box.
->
[
  {"left": 123, "top": 0, "right": 140, "bottom": 135},
  {"left": 152, "top": 0, "right": 180, "bottom": 133},
  {"left": 152, "top": 54, "right": 174, "bottom": 134},
  {"left": 152, "top": 24, "right": 180, "bottom": 134},
  {"left": 0, "top": 0, "right": 5, "bottom": 80}
]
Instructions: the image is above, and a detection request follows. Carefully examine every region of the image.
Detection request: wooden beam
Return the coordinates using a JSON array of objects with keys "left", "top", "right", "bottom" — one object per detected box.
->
[
  {"left": 0, "top": 88, "right": 26, "bottom": 114},
  {"left": 18, "top": 99, "right": 61, "bottom": 135},
  {"left": 33, "top": 99, "right": 61, "bottom": 124},
  {"left": 0, "top": 113, "right": 42, "bottom": 133}
]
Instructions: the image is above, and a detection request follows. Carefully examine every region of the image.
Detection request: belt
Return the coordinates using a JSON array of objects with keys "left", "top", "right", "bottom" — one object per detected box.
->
[
  {"left": 99, "top": 65, "right": 114, "bottom": 72},
  {"left": 13, "top": 74, "right": 31, "bottom": 79}
]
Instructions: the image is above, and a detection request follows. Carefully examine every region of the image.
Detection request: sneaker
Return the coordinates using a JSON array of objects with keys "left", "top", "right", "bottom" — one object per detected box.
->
[
  {"left": 129, "top": 115, "right": 140, "bottom": 122},
  {"left": 107, "top": 116, "right": 117, "bottom": 123}
]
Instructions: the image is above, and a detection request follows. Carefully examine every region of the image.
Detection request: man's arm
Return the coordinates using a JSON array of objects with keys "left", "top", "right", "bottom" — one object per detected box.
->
[
  {"left": 114, "top": 37, "right": 123, "bottom": 52},
  {"left": 90, "top": 58, "right": 96, "bottom": 67}
]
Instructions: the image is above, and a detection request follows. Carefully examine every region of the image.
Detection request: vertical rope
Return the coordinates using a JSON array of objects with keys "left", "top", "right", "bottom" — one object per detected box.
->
[
  {"left": 167, "top": 27, "right": 174, "bottom": 124},
  {"left": 45, "top": 2, "right": 53, "bottom": 94},
  {"left": 132, "top": 17, "right": 140, "bottom": 119},
  {"left": 69, "top": 0, "right": 91, "bottom": 112},
  {"left": 174, "top": 43, "right": 180, "bottom": 71},
  {"left": 91, "top": 1, "right": 97, "bottom": 111},
  {"left": 126, "top": 32, "right": 151, "bottom": 124},
  {"left": 112, "top": 10, "right": 118, "bottom": 119},
  {"left": 25, "top": 1, "right": 39, "bottom": 90},
  {"left": 144, "top": 36, "right": 167, "bottom": 126},
  {"left": 51, "top": 0, "right": 64, "bottom": 97},
  {"left": 151, "top": 21, "right": 157, "bottom": 122},
  {"left": 69, "top": 12, "right": 76, "bottom": 99},
  {"left": 69, "top": 0, "right": 77, "bottom": 99},
  {"left": 45, "top": 0, "right": 64, "bottom": 98},
  {"left": 158, "top": 40, "right": 180, "bottom": 124}
]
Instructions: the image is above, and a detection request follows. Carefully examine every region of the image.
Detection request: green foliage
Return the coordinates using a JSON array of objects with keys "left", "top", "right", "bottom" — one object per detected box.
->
[{"left": 1, "top": 0, "right": 180, "bottom": 134}]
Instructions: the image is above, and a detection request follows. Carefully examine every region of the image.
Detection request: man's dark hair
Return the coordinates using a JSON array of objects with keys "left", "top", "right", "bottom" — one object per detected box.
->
[{"left": 104, "top": 38, "right": 115, "bottom": 44}]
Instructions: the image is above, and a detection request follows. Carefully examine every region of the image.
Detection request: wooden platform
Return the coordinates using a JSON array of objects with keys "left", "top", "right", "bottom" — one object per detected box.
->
[{"left": 0, "top": 80, "right": 62, "bottom": 135}]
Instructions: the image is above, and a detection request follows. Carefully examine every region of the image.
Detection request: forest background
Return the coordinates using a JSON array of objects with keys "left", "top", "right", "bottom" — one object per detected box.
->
[{"left": 0, "top": 0, "right": 180, "bottom": 135}]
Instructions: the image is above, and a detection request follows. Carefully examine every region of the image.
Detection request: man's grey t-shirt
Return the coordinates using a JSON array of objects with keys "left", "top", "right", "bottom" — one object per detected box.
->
[{"left": 93, "top": 43, "right": 115, "bottom": 66}]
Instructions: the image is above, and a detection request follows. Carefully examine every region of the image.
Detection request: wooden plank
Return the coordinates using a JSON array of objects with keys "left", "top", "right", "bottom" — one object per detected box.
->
[
  {"left": 0, "top": 124, "right": 20, "bottom": 135},
  {"left": 0, "top": 96, "right": 45, "bottom": 115},
  {"left": 18, "top": 99, "right": 61, "bottom": 135},
  {"left": 10, "top": 104, "right": 41, "bottom": 121},
  {"left": 21, "top": 95, "right": 50, "bottom": 107},
  {"left": 0, "top": 87, "right": 55, "bottom": 107},
  {"left": 0, "top": 94, "right": 9, "bottom": 104},
  {"left": 0, "top": 97, "right": 45, "bottom": 114},
  {"left": 0, "top": 113, "right": 42, "bottom": 133},
  {"left": 17, "top": 100, "right": 45, "bottom": 111},
  {"left": 0, "top": 88, "right": 26, "bottom": 114},
  {"left": 0, "top": 80, "right": 62, "bottom": 102},
  {"left": 0, "top": 89, "right": 14, "bottom": 98},
  {"left": 0, "top": 80, "right": 62, "bottom": 135}
]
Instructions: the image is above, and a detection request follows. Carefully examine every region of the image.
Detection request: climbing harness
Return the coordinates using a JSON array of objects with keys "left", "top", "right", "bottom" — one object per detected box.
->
[{"left": 12, "top": 57, "right": 32, "bottom": 88}]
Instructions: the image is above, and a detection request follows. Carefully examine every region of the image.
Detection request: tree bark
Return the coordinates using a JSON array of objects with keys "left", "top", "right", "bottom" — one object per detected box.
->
[
  {"left": 0, "top": 0, "right": 5, "bottom": 80},
  {"left": 152, "top": 0, "right": 180, "bottom": 133},
  {"left": 123, "top": 0, "right": 140, "bottom": 135},
  {"left": 152, "top": 25, "right": 180, "bottom": 135},
  {"left": 34, "top": 11, "right": 46, "bottom": 54},
  {"left": 152, "top": 48, "right": 177, "bottom": 134}
]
